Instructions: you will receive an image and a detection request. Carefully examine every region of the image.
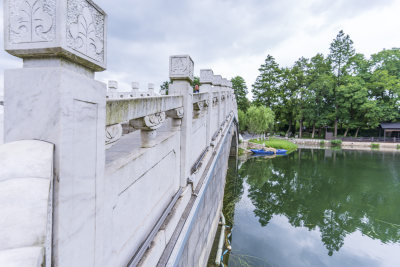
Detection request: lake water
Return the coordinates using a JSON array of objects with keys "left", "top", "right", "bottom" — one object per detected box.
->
[{"left": 223, "top": 148, "right": 400, "bottom": 267}]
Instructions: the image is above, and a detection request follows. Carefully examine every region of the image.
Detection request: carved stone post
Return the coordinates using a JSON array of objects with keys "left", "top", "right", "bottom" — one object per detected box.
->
[
  {"left": 132, "top": 82, "right": 140, "bottom": 96},
  {"left": 200, "top": 69, "right": 214, "bottom": 146},
  {"left": 3, "top": 1, "right": 107, "bottom": 266},
  {"left": 222, "top": 78, "right": 229, "bottom": 120},
  {"left": 213, "top": 75, "right": 223, "bottom": 129},
  {"left": 130, "top": 112, "right": 166, "bottom": 147},
  {"left": 228, "top": 81, "right": 233, "bottom": 114},
  {"left": 108, "top": 80, "right": 118, "bottom": 99},
  {"left": 148, "top": 83, "right": 155, "bottom": 96},
  {"left": 169, "top": 55, "right": 194, "bottom": 187}
]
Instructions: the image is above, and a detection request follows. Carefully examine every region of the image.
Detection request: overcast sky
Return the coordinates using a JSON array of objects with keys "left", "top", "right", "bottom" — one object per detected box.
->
[{"left": 1, "top": 0, "right": 400, "bottom": 95}]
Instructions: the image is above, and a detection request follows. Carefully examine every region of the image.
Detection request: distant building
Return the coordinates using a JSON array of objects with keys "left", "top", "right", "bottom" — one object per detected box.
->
[{"left": 380, "top": 122, "right": 400, "bottom": 139}]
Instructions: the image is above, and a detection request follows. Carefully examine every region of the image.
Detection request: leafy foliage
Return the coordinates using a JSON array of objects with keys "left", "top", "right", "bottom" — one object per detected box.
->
[
  {"left": 246, "top": 106, "right": 275, "bottom": 134},
  {"left": 251, "top": 30, "right": 400, "bottom": 138},
  {"left": 231, "top": 76, "right": 250, "bottom": 111},
  {"left": 330, "top": 139, "right": 342, "bottom": 146}
]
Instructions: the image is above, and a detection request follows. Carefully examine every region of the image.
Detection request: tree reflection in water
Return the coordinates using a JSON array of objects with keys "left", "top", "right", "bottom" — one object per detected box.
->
[{"left": 239, "top": 149, "right": 400, "bottom": 256}]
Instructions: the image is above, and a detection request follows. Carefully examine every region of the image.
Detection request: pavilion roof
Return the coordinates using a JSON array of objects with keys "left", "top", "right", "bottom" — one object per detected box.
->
[{"left": 381, "top": 122, "right": 400, "bottom": 129}]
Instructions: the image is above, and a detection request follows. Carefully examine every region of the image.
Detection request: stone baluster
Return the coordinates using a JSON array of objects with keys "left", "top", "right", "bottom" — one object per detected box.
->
[
  {"left": 169, "top": 55, "right": 194, "bottom": 187},
  {"left": 148, "top": 83, "right": 155, "bottom": 96},
  {"left": 108, "top": 80, "right": 118, "bottom": 99},
  {"left": 166, "top": 107, "right": 184, "bottom": 131},
  {"left": 3, "top": 1, "right": 107, "bottom": 266},
  {"left": 108, "top": 80, "right": 118, "bottom": 91},
  {"left": 130, "top": 112, "right": 166, "bottom": 147},
  {"left": 132, "top": 82, "right": 140, "bottom": 97},
  {"left": 200, "top": 69, "right": 214, "bottom": 146}
]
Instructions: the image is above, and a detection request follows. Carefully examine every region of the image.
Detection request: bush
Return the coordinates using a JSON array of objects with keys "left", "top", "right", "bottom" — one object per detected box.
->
[
  {"left": 320, "top": 140, "right": 325, "bottom": 147},
  {"left": 250, "top": 138, "right": 298, "bottom": 152},
  {"left": 330, "top": 139, "right": 342, "bottom": 147},
  {"left": 371, "top": 143, "right": 380, "bottom": 149},
  {"left": 397, "top": 144, "right": 400, "bottom": 150}
]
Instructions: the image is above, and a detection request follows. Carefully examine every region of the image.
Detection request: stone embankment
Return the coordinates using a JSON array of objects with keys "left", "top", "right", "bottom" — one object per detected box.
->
[{"left": 290, "top": 138, "right": 400, "bottom": 151}]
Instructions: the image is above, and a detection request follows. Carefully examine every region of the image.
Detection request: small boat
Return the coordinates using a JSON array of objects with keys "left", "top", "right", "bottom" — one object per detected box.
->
[
  {"left": 250, "top": 149, "right": 274, "bottom": 155},
  {"left": 276, "top": 149, "right": 287, "bottom": 154}
]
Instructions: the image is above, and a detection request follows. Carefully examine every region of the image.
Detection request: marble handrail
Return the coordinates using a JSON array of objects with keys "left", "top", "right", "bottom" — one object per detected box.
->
[{"left": 106, "top": 95, "right": 183, "bottom": 126}]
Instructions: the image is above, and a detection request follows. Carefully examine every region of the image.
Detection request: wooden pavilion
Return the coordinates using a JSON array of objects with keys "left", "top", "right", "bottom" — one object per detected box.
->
[{"left": 380, "top": 122, "right": 400, "bottom": 140}]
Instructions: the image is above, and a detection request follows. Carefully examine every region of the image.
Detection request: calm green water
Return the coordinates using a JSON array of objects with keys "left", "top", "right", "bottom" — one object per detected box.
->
[{"left": 223, "top": 149, "right": 400, "bottom": 267}]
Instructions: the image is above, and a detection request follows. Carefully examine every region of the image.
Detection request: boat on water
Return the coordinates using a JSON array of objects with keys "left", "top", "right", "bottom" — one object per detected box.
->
[{"left": 250, "top": 149, "right": 287, "bottom": 155}]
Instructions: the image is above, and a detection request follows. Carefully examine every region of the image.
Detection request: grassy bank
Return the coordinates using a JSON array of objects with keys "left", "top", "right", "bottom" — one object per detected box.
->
[{"left": 250, "top": 138, "right": 298, "bottom": 153}]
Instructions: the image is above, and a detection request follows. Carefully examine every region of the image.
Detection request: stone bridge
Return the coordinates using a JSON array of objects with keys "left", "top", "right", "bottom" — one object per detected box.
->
[{"left": 0, "top": 1, "right": 238, "bottom": 267}]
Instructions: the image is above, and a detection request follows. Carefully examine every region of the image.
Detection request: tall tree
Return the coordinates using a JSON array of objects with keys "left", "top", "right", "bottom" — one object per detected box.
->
[
  {"left": 231, "top": 76, "right": 250, "bottom": 111},
  {"left": 328, "top": 30, "right": 355, "bottom": 137},
  {"left": 252, "top": 55, "right": 281, "bottom": 108},
  {"left": 303, "top": 54, "right": 334, "bottom": 138}
]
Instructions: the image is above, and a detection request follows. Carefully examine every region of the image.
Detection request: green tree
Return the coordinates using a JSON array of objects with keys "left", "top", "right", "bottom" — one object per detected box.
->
[
  {"left": 160, "top": 80, "right": 171, "bottom": 95},
  {"left": 238, "top": 109, "right": 247, "bottom": 132},
  {"left": 246, "top": 105, "right": 275, "bottom": 136},
  {"left": 252, "top": 55, "right": 281, "bottom": 108},
  {"left": 231, "top": 76, "right": 250, "bottom": 111},
  {"left": 277, "top": 67, "right": 298, "bottom": 136},
  {"left": 328, "top": 30, "right": 355, "bottom": 137},
  {"left": 303, "top": 54, "right": 334, "bottom": 138}
]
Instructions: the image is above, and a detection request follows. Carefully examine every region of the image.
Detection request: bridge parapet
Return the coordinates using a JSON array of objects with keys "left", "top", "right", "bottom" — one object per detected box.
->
[{"left": 1, "top": 1, "right": 238, "bottom": 266}]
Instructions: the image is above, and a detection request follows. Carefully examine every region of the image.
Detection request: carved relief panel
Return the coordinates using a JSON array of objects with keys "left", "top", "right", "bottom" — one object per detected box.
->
[
  {"left": 200, "top": 69, "right": 214, "bottom": 84},
  {"left": 5, "top": 0, "right": 107, "bottom": 71},
  {"left": 9, "top": 0, "right": 56, "bottom": 44},
  {"left": 169, "top": 55, "right": 194, "bottom": 82}
]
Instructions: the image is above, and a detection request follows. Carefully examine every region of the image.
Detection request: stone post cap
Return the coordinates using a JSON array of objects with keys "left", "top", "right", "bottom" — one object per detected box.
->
[
  {"left": 4, "top": 0, "right": 107, "bottom": 72},
  {"left": 222, "top": 78, "right": 229, "bottom": 87},
  {"left": 132, "top": 82, "right": 140, "bottom": 91},
  {"left": 169, "top": 55, "right": 194, "bottom": 82},
  {"left": 212, "top": 75, "right": 223, "bottom": 86},
  {"left": 108, "top": 80, "right": 118, "bottom": 91},
  {"left": 200, "top": 69, "right": 214, "bottom": 84}
]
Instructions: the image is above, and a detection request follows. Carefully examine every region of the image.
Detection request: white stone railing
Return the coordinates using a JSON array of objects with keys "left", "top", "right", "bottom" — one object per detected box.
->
[
  {"left": 1, "top": 0, "right": 237, "bottom": 266},
  {"left": 0, "top": 140, "right": 53, "bottom": 267}
]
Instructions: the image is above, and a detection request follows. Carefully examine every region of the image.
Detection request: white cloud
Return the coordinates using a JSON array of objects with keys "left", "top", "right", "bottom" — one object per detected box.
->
[{"left": 0, "top": 0, "right": 399, "bottom": 95}]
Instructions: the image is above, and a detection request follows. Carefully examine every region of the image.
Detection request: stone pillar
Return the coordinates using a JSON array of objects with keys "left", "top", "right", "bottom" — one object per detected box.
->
[
  {"left": 132, "top": 82, "right": 140, "bottom": 96},
  {"left": 213, "top": 75, "right": 223, "bottom": 129},
  {"left": 169, "top": 55, "right": 194, "bottom": 187},
  {"left": 108, "top": 80, "right": 118, "bottom": 98},
  {"left": 108, "top": 80, "right": 118, "bottom": 91},
  {"left": 3, "top": 1, "right": 107, "bottom": 266},
  {"left": 148, "top": 83, "right": 155, "bottom": 95},
  {"left": 200, "top": 69, "right": 214, "bottom": 146}
]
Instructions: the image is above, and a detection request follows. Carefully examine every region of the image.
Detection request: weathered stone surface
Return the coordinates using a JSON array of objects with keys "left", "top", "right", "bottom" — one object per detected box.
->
[
  {"left": 200, "top": 69, "right": 214, "bottom": 84},
  {"left": 212, "top": 75, "right": 223, "bottom": 86},
  {"left": 4, "top": 0, "right": 107, "bottom": 71},
  {"left": 169, "top": 55, "right": 194, "bottom": 82},
  {"left": 0, "top": 247, "right": 44, "bottom": 267},
  {"left": 0, "top": 140, "right": 53, "bottom": 267},
  {"left": 105, "top": 123, "right": 123, "bottom": 148},
  {"left": 106, "top": 96, "right": 183, "bottom": 126}
]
